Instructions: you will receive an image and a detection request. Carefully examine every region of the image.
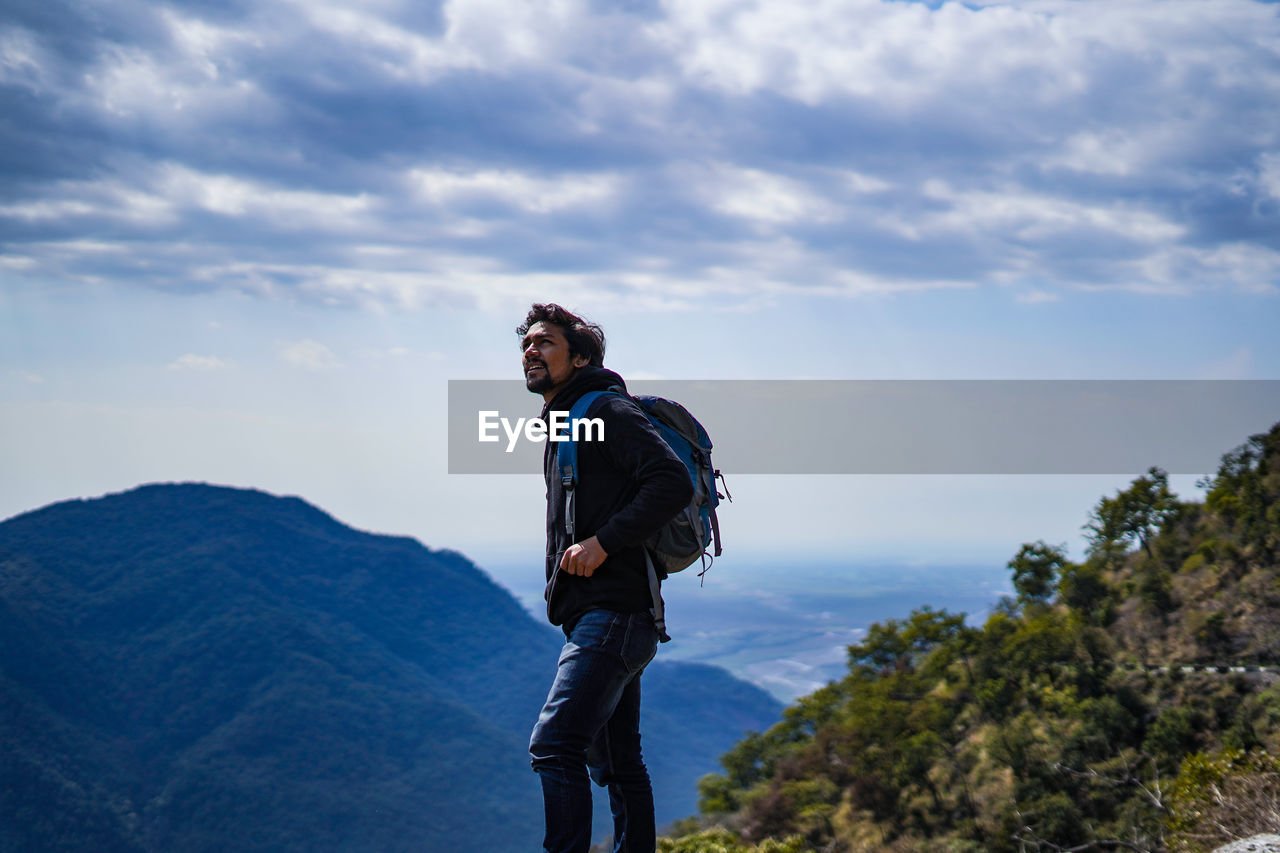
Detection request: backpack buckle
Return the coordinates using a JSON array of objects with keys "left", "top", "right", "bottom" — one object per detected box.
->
[{"left": 562, "top": 465, "right": 576, "bottom": 537}]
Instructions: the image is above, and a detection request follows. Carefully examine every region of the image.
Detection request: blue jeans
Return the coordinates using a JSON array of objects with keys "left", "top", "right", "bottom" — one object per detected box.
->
[{"left": 530, "top": 609, "right": 660, "bottom": 853}]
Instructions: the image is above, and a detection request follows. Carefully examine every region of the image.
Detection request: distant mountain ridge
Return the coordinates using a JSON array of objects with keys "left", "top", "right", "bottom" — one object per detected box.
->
[{"left": 0, "top": 483, "right": 780, "bottom": 852}]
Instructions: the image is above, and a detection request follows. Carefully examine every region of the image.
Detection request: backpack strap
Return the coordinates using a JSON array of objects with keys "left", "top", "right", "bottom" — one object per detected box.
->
[
  {"left": 554, "top": 387, "right": 672, "bottom": 642},
  {"left": 644, "top": 548, "right": 672, "bottom": 644},
  {"left": 555, "top": 389, "right": 612, "bottom": 538},
  {"left": 709, "top": 468, "right": 730, "bottom": 559},
  {"left": 709, "top": 506, "right": 723, "bottom": 558}
]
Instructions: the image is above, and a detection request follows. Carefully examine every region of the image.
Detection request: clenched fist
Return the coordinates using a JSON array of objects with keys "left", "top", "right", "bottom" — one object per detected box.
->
[{"left": 560, "top": 536, "right": 608, "bottom": 578}]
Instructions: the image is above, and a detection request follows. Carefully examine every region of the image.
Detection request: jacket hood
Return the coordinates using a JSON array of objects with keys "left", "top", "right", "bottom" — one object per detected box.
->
[{"left": 539, "top": 366, "right": 628, "bottom": 420}]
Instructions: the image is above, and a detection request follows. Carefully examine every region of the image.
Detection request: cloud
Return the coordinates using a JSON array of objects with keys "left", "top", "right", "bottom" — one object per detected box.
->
[
  {"left": 279, "top": 339, "right": 341, "bottom": 370},
  {"left": 407, "top": 166, "right": 621, "bottom": 213},
  {"left": 1014, "top": 289, "right": 1059, "bottom": 305},
  {"left": 1127, "top": 243, "right": 1280, "bottom": 296},
  {"left": 1250, "top": 152, "right": 1280, "bottom": 202},
  {"left": 2, "top": 0, "right": 1278, "bottom": 307},
  {"left": 703, "top": 165, "right": 845, "bottom": 226},
  {"left": 168, "top": 354, "right": 229, "bottom": 371},
  {"left": 918, "top": 180, "right": 1187, "bottom": 244}
]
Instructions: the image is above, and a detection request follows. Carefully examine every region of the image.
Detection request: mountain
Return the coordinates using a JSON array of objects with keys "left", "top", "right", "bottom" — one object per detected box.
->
[
  {"left": 0, "top": 483, "right": 781, "bottom": 852},
  {"left": 665, "top": 422, "right": 1280, "bottom": 853}
]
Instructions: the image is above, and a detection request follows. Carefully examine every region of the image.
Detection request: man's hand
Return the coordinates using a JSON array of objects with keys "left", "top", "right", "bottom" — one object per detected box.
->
[{"left": 560, "top": 536, "right": 608, "bottom": 578}]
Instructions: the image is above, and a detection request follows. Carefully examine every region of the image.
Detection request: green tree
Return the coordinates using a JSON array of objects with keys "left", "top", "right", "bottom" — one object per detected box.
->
[
  {"left": 1056, "top": 560, "right": 1110, "bottom": 622},
  {"left": 1145, "top": 706, "right": 1199, "bottom": 772},
  {"left": 1085, "top": 466, "right": 1180, "bottom": 561},
  {"left": 847, "top": 607, "right": 966, "bottom": 676},
  {"left": 1008, "top": 541, "right": 1068, "bottom": 608},
  {"left": 1200, "top": 424, "right": 1280, "bottom": 559}
]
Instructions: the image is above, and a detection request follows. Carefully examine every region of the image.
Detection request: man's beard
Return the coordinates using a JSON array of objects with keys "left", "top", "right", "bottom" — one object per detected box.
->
[{"left": 525, "top": 363, "right": 553, "bottom": 393}]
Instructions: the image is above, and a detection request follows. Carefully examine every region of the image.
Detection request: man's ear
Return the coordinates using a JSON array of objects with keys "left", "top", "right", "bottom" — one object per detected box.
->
[{"left": 572, "top": 355, "right": 589, "bottom": 368}]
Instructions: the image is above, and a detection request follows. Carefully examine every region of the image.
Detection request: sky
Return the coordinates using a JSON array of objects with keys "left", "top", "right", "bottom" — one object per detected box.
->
[{"left": 3, "top": 0, "right": 1280, "bottom": 605}]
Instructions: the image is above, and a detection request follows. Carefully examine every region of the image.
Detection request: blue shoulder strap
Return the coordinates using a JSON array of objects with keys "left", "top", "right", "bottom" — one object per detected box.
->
[
  {"left": 552, "top": 388, "right": 672, "bottom": 643},
  {"left": 555, "top": 390, "right": 613, "bottom": 538}
]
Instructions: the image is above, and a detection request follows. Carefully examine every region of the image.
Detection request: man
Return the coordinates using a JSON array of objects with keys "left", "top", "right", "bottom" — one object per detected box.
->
[{"left": 519, "top": 303, "right": 693, "bottom": 853}]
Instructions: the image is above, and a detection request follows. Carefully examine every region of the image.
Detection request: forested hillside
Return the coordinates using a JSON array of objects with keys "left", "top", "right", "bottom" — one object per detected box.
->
[
  {"left": 0, "top": 483, "right": 780, "bottom": 852},
  {"left": 663, "top": 422, "right": 1280, "bottom": 853}
]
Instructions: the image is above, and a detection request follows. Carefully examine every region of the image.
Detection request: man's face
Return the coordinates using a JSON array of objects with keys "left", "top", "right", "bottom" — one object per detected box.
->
[{"left": 521, "top": 321, "right": 587, "bottom": 398}]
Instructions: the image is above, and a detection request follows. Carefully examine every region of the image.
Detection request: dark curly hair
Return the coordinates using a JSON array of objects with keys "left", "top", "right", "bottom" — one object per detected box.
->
[{"left": 516, "top": 303, "right": 606, "bottom": 367}]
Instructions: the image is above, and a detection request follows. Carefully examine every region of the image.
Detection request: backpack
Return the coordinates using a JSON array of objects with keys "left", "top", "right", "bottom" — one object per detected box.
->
[{"left": 556, "top": 389, "right": 729, "bottom": 641}]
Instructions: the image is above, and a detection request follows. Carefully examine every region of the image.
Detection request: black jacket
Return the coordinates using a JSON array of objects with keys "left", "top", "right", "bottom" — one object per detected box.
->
[{"left": 540, "top": 366, "right": 694, "bottom": 631}]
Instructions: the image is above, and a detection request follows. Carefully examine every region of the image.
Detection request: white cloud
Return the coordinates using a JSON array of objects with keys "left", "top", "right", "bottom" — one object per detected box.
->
[
  {"left": 842, "top": 171, "right": 893, "bottom": 194},
  {"left": 157, "top": 165, "right": 374, "bottom": 228},
  {"left": 85, "top": 41, "right": 265, "bottom": 121},
  {"left": 0, "top": 25, "right": 53, "bottom": 93},
  {"left": 441, "top": 0, "right": 585, "bottom": 67},
  {"left": 1257, "top": 153, "right": 1280, "bottom": 202},
  {"left": 1047, "top": 131, "right": 1151, "bottom": 178},
  {"left": 652, "top": 0, "right": 1085, "bottom": 105},
  {"left": 4, "top": 0, "right": 1279, "bottom": 307},
  {"left": 827, "top": 268, "right": 976, "bottom": 297},
  {"left": 0, "top": 180, "right": 174, "bottom": 225},
  {"left": 0, "top": 165, "right": 375, "bottom": 234},
  {"left": 162, "top": 8, "right": 263, "bottom": 78},
  {"left": 286, "top": 0, "right": 473, "bottom": 81},
  {"left": 1128, "top": 243, "right": 1280, "bottom": 296},
  {"left": 70, "top": 7, "right": 270, "bottom": 125},
  {"left": 168, "top": 354, "right": 230, "bottom": 371},
  {"left": 0, "top": 254, "right": 36, "bottom": 270},
  {"left": 920, "top": 181, "right": 1186, "bottom": 244},
  {"left": 653, "top": 0, "right": 1279, "bottom": 108},
  {"left": 407, "top": 167, "right": 621, "bottom": 214},
  {"left": 704, "top": 165, "right": 844, "bottom": 225},
  {"left": 279, "top": 339, "right": 341, "bottom": 370},
  {"left": 1015, "top": 289, "right": 1060, "bottom": 305},
  {"left": 285, "top": 0, "right": 592, "bottom": 81}
]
